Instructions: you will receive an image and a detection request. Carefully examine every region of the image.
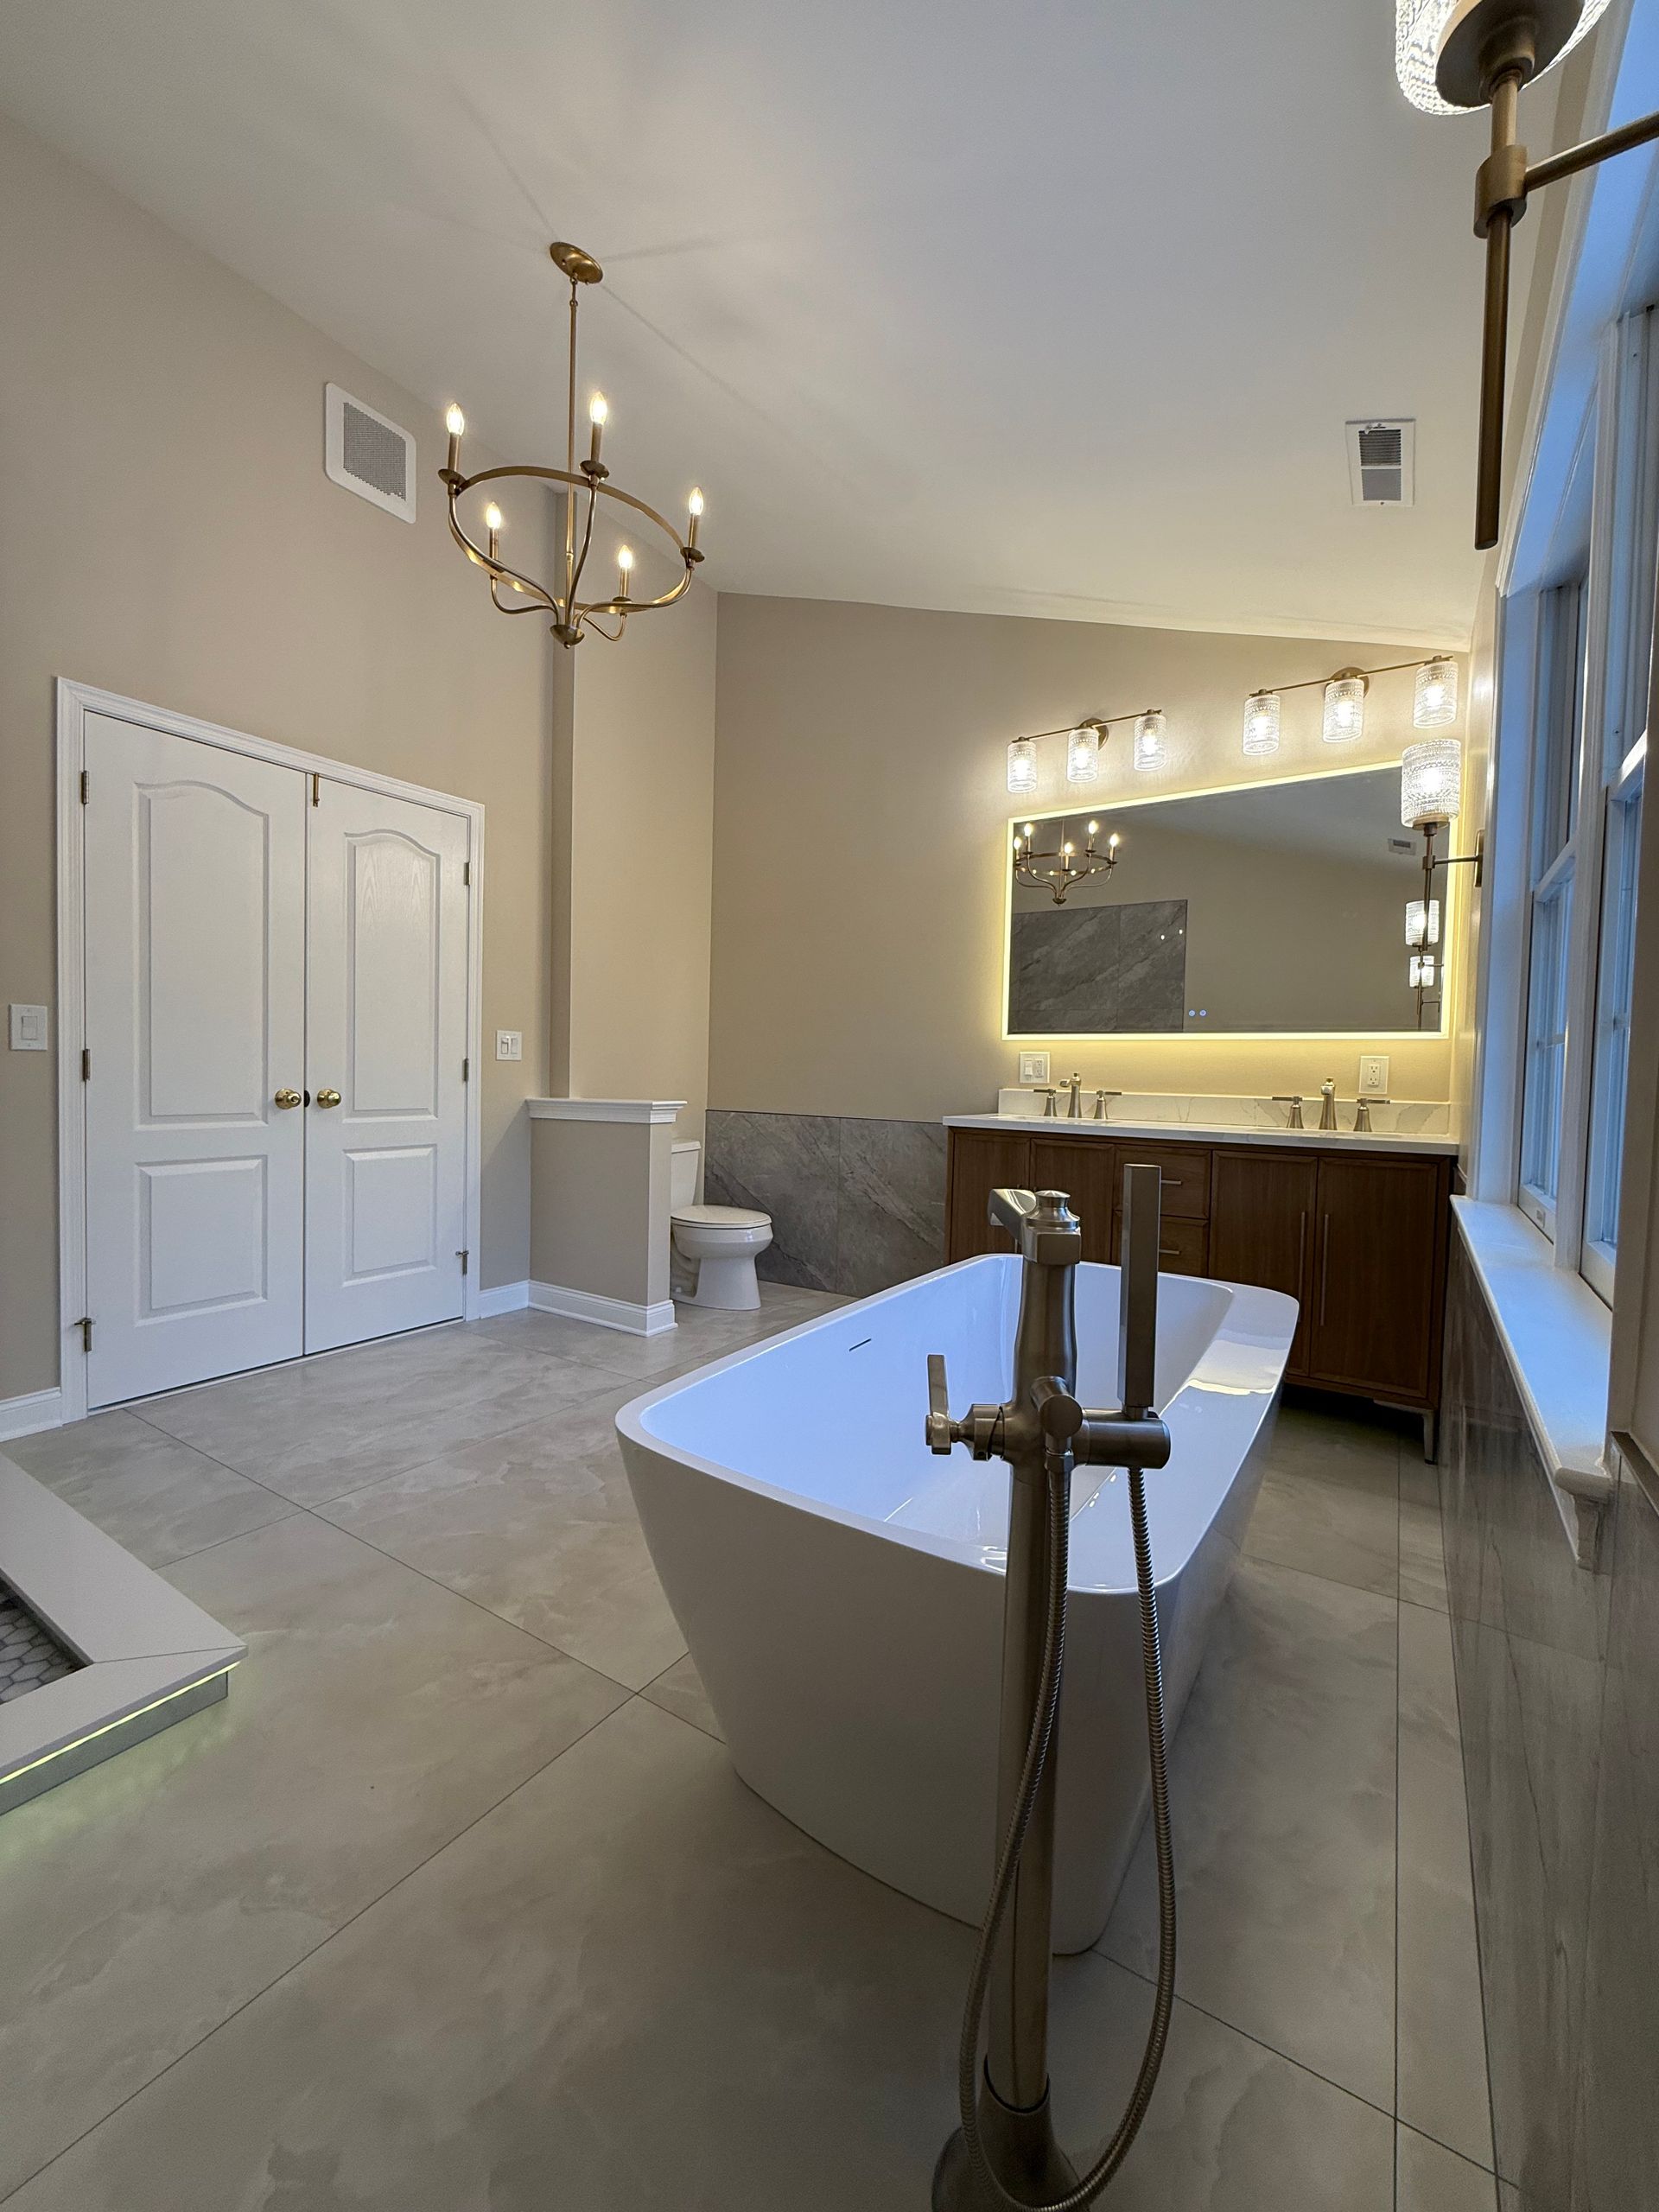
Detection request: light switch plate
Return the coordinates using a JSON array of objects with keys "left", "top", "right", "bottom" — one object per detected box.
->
[
  {"left": 1017, "top": 1050, "right": 1051, "bottom": 1084},
  {"left": 9, "top": 1004, "right": 48, "bottom": 1052},
  {"left": 495, "top": 1030, "right": 523, "bottom": 1062},
  {"left": 1359, "top": 1052, "right": 1389, "bottom": 1096}
]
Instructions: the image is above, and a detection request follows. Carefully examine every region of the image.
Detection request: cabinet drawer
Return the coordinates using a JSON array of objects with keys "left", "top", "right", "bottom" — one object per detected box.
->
[
  {"left": 1110, "top": 1142, "right": 1211, "bottom": 1218},
  {"left": 1113, "top": 1209, "right": 1209, "bottom": 1276}
]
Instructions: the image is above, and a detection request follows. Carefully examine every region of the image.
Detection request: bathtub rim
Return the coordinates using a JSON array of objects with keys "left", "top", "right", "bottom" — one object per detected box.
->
[{"left": 616, "top": 1255, "right": 1296, "bottom": 1591}]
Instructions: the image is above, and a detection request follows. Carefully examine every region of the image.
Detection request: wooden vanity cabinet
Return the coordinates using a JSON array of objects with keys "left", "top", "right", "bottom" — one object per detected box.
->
[{"left": 945, "top": 1125, "right": 1452, "bottom": 1432}]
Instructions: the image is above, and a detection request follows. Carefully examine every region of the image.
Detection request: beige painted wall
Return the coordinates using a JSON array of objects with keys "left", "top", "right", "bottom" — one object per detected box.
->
[
  {"left": 709, "top": 594, "right": 1465, "bottom": 1122},
  {"left": 0, "top": 115, "right": 557, "bottom": 1401},
  {"left": 529, "top": 1120, "right": 671, "bottom": 1307},
  {"left": 559, "top": 578, "right": 717, "bottom": 1141}
]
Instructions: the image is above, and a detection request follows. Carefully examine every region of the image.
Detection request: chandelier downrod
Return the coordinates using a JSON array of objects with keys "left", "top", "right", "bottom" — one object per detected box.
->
[{"left": 441, "top": 241, "right": 704, "bottom": 647}]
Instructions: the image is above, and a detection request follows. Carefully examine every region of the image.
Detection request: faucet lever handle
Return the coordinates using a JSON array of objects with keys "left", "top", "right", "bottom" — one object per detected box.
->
[{"left": 925, "top": 1352, "right": 959, "bottom": 1454}]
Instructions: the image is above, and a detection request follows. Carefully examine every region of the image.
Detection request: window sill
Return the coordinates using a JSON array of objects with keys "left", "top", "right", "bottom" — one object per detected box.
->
[{"left": 1451, "top": 1198, "right": 1615, "bottom": 1569}]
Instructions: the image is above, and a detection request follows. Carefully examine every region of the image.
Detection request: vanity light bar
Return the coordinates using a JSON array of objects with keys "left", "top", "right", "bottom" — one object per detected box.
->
[
  {"left": 1238, "top": 657, "right": 1457, "bottom": 758},
  {"left": 1004, "top": 709, "right": 1166, "bottom": 794}
]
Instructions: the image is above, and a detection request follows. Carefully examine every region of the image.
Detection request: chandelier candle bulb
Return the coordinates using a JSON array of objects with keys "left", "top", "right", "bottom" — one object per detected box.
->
[
  {"left": 484, "top": 503, "right": 504, "bottom": 537},
  {"left": 445, "top": 404, "right": 465, "bottom": 472},
  {"left": 687, "top": 486, "right": 703, "bottom": 552},
  {"left": 588, "top": 391, "right": 607, "bottom": 466},
  {"left": 616, "top": 544, "right": 633, "bottom": 601}
]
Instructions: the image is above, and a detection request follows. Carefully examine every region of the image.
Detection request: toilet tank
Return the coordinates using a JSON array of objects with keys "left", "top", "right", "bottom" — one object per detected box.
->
[{"left": 671, "top": 1140, "right": 700, "bottom": 1211}]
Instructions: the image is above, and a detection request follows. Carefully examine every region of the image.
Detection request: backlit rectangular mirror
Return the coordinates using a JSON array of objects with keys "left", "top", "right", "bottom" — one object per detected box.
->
[{"left": 1004, "top": 765, "right": 1440, "bottom": 1038}]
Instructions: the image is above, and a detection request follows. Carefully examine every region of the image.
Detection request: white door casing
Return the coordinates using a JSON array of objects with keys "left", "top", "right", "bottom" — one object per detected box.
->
[
  {"left": 303, "top": 779, "right": 470, "bottom": 1351},
  {"left": 82, "top": 715, "right": 308, "bottom": 1406}
]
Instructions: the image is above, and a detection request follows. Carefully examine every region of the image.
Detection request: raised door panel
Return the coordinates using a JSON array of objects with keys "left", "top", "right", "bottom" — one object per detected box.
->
[
  {"left": 1309, "top": 1155, "right": 1442, "bottom": 1402},
  {"left": 1209, "top": 1150, "right": 1318, "bottom": 1378},
  {"left": 946, "top": 1131, "right": 1032, "bottom": 1259},
  {"left": 1030, "top": 1138, "right": 1116, "bottom": 1262},
  {"left": 82, "top": 715, "right": 307, "bottom": 1405},
  {"left": 305, "top": 784, "right": 469, "bottom": 1351}
]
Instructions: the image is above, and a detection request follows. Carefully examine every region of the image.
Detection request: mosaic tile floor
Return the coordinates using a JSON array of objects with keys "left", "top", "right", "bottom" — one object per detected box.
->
[{"left": 0, "top": 1585, "right": 80, "bottom": 1704}]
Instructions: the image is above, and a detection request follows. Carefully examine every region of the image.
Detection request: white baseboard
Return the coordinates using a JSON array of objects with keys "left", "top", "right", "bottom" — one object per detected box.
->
[
  {"left": 0, "top": 1388, "right": 65, "bottom": 1443},
  {"left": 475, "top": 1280, "right": 530, "bottom": 1319},
  {"left": 528, "top": 1281, "right": 677, "bottom": 1338}
]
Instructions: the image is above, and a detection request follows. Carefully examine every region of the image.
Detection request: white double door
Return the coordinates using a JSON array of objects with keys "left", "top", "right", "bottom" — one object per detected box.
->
[{"left": 83, "top": 715, "right": 471, "bottom": 1408}]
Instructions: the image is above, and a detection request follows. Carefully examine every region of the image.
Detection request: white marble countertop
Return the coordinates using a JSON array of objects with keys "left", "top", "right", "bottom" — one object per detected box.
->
[{"left": 943, "top": 1112, "right": 1460, "bottom": 1158}]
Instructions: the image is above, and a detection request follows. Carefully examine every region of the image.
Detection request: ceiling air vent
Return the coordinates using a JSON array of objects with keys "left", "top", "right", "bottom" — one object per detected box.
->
[
  {"left": 1345, "top": 417, "right": 1415, "bottom": 508},
  {"left": 324, "top": 383, "right": 416, "bottom": 523}
]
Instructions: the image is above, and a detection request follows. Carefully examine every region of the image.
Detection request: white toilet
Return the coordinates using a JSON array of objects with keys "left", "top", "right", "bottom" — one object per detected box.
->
[{"left": 671, "top": 1140, "right": 773, "bottom": 1310}]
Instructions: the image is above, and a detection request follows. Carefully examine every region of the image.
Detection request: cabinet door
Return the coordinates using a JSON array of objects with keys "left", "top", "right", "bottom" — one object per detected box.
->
[
  {"left": 1309, "top": 1156, "right": 1442, "bottom": 1401},
  {"left": 1031, "top": 1139, "right": 1116, "bottom": 1262},
  {"left": 1209, "top": 1151, "right": 1318, "bottom": 1378},
  {"left": 946, "top": 1130, "right": 1033, "bottom": 1258},
  {"left": 1111, "top": 1209, "right": 1209, "bottom": 1277}
]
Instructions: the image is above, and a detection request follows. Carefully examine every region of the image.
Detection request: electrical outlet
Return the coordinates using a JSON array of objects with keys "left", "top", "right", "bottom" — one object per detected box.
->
[
  {"left": 8, "top": 1004, "right": 48, "bottom": 1051},
  {"left": 1017, "top": 1050, "right": 1051, "bottom": 1084},
  {"left": 495, "top": 1030, "right": 523, "bottom": 1062},
  {"left": 1359, "top": 1053, "right": 1389, "bottom": 1096}
]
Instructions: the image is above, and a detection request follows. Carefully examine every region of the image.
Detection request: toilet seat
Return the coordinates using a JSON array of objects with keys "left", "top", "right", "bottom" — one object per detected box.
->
[{"left": 671, "top": 1202, "right": 770, "bottom": 1232}]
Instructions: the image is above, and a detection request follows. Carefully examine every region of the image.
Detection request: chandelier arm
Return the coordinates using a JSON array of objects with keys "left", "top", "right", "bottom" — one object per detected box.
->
[
  {"left": 564, "top": 477, "right": 601, "bottom": 627},
  {"left": 450, "top": 465, "right": 693, "bottom": 562},
  {"left": 576, "top": 561, "right": 696, "bottom": 620},
  {"left": 446, "top": 504, "right": 558, "bottom": 613},
  {"left": 581, "top": 615, "right": 627, "bottom": 643},
  {"left": 488, "top": 583, "right": 552, "bottom": 615}
]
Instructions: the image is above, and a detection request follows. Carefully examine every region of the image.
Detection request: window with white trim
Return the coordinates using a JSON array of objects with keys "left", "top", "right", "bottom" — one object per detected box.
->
[{"left": 1506, "top": 306, "right": 1659, "bottom": 1299}]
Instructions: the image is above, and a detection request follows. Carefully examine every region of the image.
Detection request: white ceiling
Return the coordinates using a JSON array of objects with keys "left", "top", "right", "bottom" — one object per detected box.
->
[{"left": 0, "top": 0, "right": 1560, "bottom": 647}]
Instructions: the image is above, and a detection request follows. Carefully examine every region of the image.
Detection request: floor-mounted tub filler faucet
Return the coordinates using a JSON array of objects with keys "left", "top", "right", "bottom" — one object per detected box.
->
[{"left": 925, "top": 1166, "right": 1175, "bottom": 2209}]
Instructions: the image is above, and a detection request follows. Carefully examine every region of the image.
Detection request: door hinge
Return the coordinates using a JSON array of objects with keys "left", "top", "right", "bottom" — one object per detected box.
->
[
  {"left": 461, "top": 1057, "right": 469, "bottom": 1083},
  {"left": 80, "top": 1046, "right": 91, "bottom": 1081},
  {"left": 462, "top": 860, "right": 471, "bottom": 886},
  {"left": 76, "top": 1316, "right": 93, "bottom": 1352},
  {"left": 79, "top": 768, "right": 89, "bottom": 804},
  {"left": 311, "top": 772, "right": 320, "bottom": 807},
  {"left": 458, "top": 1249, "right": 469, "bottom": 1275}
]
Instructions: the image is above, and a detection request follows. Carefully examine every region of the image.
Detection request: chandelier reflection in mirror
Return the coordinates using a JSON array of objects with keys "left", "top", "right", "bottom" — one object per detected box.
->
[
  {"left": 441, "top": 243, "right": 704, "bottom": 648},
  {"left": 1011, "top": 817, "right": 1123, "bottom": 906}
]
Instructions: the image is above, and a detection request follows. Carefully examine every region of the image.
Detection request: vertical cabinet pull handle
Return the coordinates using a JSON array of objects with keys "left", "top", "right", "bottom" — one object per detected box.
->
[
  {"left": 1319, "top": 1213, "right": 1332, "bottom": 1326},
  {"left": 1297, "top": 1209, "right": 1307, "bottom": 1292}
]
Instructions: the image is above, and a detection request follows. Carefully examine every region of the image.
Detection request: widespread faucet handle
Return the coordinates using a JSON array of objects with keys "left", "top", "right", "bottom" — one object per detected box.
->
[{"left": 1272, "top": 1093, "right": 1305, "bottom": 1129}]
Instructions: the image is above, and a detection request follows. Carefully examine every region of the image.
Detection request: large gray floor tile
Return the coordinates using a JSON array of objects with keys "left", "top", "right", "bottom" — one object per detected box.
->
[
  {"left": 1396, "top": 2125, "right": 1500, "bottom": 2210},
  {"left": 1101, "top": 1557, "right": 1398, "bottom": 2112},
  {"left": 1399, "top": 1459, "right": 1450, "bottom": 1613},
  {"left": 1243, "top": 1456, "right": 1401, "bottom": 1597},
  {"left": 141, "top": 1331, "right": 625, "bottom": 1505},
  {"left": 7, "top": 1698, "right": 1395, "bottom": 2212},
  {"left": 0, "top": 1513, "right": 625, "bottom": 2198},
  {"left": 642, "top": 1650, "right": 721, "bottom": 1738},
  {"left": 319, "top": 1382, "right": 685, "bottom": 1690},
  {"left": 1397, "top": 1599, "right": 1493, "bottom": 2170},
  {"left": 6, "top": 1408, "right": 294, "bottom": 1567}
]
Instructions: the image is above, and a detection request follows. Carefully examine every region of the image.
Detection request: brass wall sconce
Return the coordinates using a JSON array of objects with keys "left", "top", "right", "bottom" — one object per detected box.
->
[
  {"left": 1396, "top": 0, "right": 1659, "bottom": 548},
  {"left": 1011, "top": 817, "right": 1123, "bottom": 905},
  {"left": 441, "top": 242, "right": 705, "bottom": 648},
  {"left": 1006, "top": 709, "right": 1166, "bottom": 795}
]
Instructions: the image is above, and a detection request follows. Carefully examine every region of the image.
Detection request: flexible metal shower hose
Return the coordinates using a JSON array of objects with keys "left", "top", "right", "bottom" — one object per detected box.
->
[{"left": 954, "top": 1453, "right": 1177, "bottom": 2209}]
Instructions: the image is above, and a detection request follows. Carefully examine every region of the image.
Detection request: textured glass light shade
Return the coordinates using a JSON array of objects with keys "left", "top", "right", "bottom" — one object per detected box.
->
[
  {"left": 1007, "top": 737, "right": 1038, "bottom": 796},
  {"left": 1405, "top": 898, "right": 1442, "bottom": 948},
  {"left": 1414, "top": 657, "right": 1459, "bottom": 728},
  {"left": 1243, "top": 691, "right": 1281, "bottom": 756},
  {"left": 1409, "top": 950, "right": 1439, "bottom": 991},
  {"left": 1322, "top": 674, "right": 1368, "bottom": 744},
  {"left": 1395, "top": 0, "right": 1610, "bottom": 113},
  {"left": 1133, "top": 710, "right": 1166, "bottom": 771},
  {"left": 1066, "top": 723, "right": 1101, "bottom": 785},
  {"left": 1402, "top": 737, "right": 1463, "bottom": 826}
]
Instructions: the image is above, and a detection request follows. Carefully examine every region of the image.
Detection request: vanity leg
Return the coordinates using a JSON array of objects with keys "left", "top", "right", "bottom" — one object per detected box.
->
[{"left": 1421, "top": 1410, "right": 1438, "bottom": 1465}]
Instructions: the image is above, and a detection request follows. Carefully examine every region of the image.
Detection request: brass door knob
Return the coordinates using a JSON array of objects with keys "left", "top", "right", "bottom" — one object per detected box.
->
[
  {"left": 274, "top": 1087, "right": 302, "bottom": 1109},
  {"left": 315, "top": 1087, "right": 342, "bottom": 1108}
]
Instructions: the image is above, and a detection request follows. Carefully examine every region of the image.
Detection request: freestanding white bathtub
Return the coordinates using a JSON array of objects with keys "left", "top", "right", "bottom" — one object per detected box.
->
[{"left": 616, "top": 1255, "right": 1297, "bottom": 1952}]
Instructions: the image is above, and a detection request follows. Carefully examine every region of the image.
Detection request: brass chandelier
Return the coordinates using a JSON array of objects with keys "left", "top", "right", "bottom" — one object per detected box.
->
[
  {"left": 1010, "top": 817, "right": 1123, "bottom": 906},
  {"left": 441, "top": 242, "right": 704, "bottom": 647}
]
